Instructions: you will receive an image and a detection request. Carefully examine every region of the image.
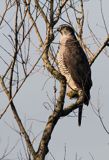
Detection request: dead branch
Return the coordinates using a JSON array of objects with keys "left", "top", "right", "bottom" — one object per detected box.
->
[
  {"left": 90, "top": 36, "right": 109, "bottom": 65},
  {"left": 0, "top": 1, "right": 109, "bottom": 160}
]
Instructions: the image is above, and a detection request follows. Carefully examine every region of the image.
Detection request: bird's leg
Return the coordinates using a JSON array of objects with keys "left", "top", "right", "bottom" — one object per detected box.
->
[
  {"left": 76, "top": 90, "right": 85, "bottom": 105},
  {"left": 66, "top": 86, "right": 78, "bottom": 99},
  {"left": 67, "top": 90, "right": 78, "bottom": 99}
]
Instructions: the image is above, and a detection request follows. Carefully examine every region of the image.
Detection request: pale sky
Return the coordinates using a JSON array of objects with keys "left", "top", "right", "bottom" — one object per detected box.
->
[{"left": 0, "top": 0, "right": 109, "bottom": 160}]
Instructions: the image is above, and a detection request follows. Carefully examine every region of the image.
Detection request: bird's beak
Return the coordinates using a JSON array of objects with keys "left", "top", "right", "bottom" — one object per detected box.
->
[{"left": 57, "top": 26, "right": 61, "bottom": 32}]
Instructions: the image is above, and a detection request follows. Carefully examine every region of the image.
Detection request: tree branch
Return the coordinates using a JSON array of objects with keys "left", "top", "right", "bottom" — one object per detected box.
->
[
  {"left": 35, "top": 79, "right": 66, "bottom": 160},
  {"left": 0, "top": 76, "right": 36, "bottom": 157},
  {"left": 90, "top": 36, "right": 109, "bottom": 65}
]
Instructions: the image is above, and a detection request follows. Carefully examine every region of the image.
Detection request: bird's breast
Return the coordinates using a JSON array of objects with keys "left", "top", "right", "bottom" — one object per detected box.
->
[
  {"left": 57, "top": 50, "right": 78, "bottom": 91},
  {"left": 57, "top": 50, "right": 69, "bottom": 75}
]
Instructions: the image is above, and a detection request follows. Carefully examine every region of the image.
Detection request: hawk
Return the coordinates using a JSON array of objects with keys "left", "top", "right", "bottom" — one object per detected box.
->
[{"left": 57, "top": 24, "right": 92, "bottom": 126}]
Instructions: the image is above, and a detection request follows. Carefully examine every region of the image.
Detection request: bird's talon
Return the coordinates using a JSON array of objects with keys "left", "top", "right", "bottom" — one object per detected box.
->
[{"left": 67, "top": 90, "right": 78, "bottom": 99}]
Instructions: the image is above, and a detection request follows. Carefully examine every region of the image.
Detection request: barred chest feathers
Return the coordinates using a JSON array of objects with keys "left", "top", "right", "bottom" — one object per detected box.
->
[
  {"left": 57, "top": 49, "right": 69, "bottom": 75},
  {"left": 57, "top": 48, "right": 78, "bottom": 91}
]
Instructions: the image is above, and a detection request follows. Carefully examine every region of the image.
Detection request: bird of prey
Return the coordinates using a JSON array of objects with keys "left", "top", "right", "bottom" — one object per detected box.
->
[{"left": 57, "top": 24, "right": 92, "bottom": 126}]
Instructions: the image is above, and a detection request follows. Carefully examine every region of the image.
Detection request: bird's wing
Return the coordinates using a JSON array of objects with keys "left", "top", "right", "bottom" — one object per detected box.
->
[{"left": 63, "top": 42, "right": 92, "bottom": 92}]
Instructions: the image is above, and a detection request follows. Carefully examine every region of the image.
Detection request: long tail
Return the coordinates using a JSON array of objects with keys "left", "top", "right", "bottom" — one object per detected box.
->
[{"left": 78, "top": 105, "right": 83, "bottom": 126}]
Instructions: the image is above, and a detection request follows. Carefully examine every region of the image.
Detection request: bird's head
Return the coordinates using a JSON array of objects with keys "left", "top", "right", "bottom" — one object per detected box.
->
[{"left": 57, "top": 24, "right": 75, "bottom": 36}]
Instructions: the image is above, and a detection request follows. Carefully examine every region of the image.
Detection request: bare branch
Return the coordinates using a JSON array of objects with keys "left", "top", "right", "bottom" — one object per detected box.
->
[
  {"left": 0, "top": 1, "right": 109, "bottom": 159},
  {"left": 90, "top": 36, "right": 109, "bottom": 65},
  {"left": 35, "top": 79, "right": 66, "bottom": 159},
  {"left": 34, "top": 0, "right": 49, "bottom": 26},
  {"left": 100, "top": 0, "right": 108, "bottom": 35}
]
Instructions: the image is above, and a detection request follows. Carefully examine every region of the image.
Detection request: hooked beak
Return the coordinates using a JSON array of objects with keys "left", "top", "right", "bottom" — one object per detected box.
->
[{"left": 57, "top": 26, "right": 61, "bottom": 32}]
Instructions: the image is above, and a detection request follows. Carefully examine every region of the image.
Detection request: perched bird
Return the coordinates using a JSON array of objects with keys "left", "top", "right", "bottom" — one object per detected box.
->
[{"left": 57, "top": 24, "right": 92, "bottom": 126}]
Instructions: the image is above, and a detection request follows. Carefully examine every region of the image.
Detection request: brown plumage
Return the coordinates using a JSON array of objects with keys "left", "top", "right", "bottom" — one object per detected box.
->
[{"left": 57, "top": 24, "right": 92, "bottom": 126}]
